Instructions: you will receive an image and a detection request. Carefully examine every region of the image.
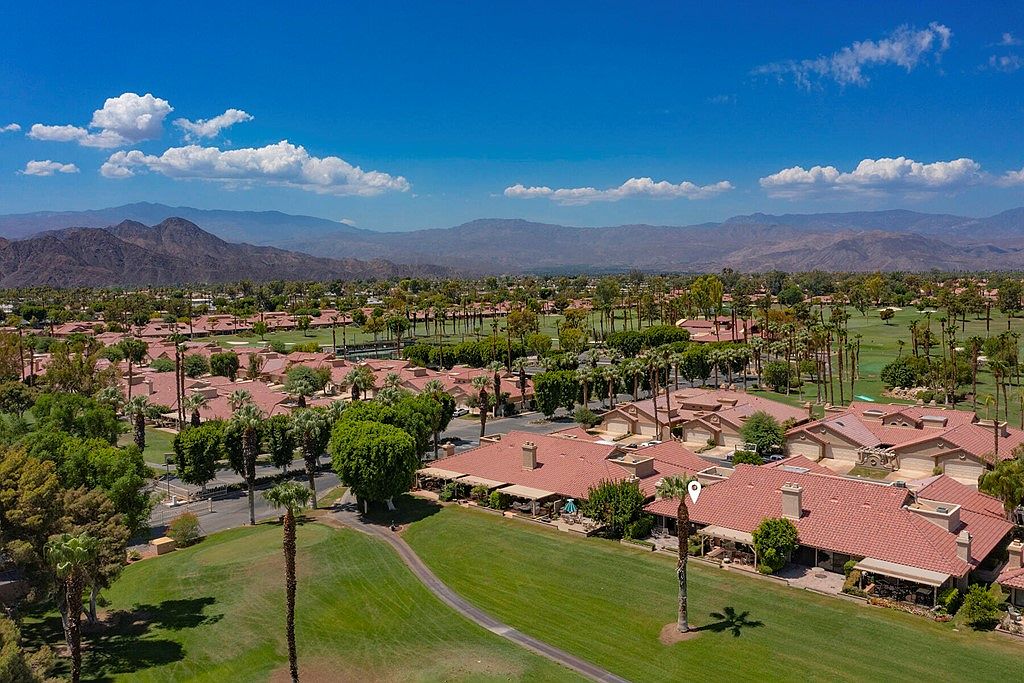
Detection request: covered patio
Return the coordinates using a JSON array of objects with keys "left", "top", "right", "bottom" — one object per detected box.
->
[
  {"left": 499, "top": 484, "right": 558, "bottom": 516},
  {"left": 854, "top": 557, "right": 950, "bottom": 606},
  {"left": 696, "top": 525, "right": 757, "bottom": 569},
  {"left": 414, "top": 466, "right": 466, "bottom": 493}
]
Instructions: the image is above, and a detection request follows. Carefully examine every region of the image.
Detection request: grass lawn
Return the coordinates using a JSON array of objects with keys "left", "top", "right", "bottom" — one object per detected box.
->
[
  {"left": 403, "top": 502, "right": 1022, "bottom": 683},
  {"left": 22, "top": 521, "right": 578, "bottom": 682},
  {"left": 846, "top": 465, "right": 892, "bottom": 480},
  {"left": 119, "top": 427, "right": 177, "bottom": 467}
]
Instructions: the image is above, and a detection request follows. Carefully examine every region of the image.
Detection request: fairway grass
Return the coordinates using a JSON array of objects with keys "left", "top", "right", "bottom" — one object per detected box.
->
[
  {"left": 26, "top": 521, "right": 579, "bottom": 682},
  {"left": 119, "top": 426, "right": 177, "bottom": 467},
  {"left": 404, "top": 503, "right": 1022, "bottom": 683}
]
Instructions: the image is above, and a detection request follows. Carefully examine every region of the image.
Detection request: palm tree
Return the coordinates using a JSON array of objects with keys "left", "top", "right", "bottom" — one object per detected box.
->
[
  {"left": 656, "top": 476, "right": 691, "bottom": 633},
  {"left": 512, "top": 358, "right": 529, "bottom": 410},
  {"left": 344, "top": 365, "right": 375, "bottom": 401},
  {"left": 263, "top": 481, "right": 311, "bottom": 683},
  {"left": 471, "top": 375, "right": 490, "bottom": 437},
  {"left": 183, "top": 392, "right": 208, "bottom": 427},
  {"left": 423, "top": 378, "right": 447, "bottom": 456},
  {"left": 487, "top": 361, "right": 505, "bottom": 417},
  {"left": 228, "top": 389, "right": 253, "bottom": 411},
  {"left": 233, "top": 403, "right": 264, "bottom": 525},
  {"left": 118, "top": 338, "right": 148, "bottom": 401},
  {"left": 980, "top": 393, "right": 999, "bottom": 456},
  {"left": 126, "top": 395, "right": 149, "bottom": 451},
  {"left": 47, "top": 532, "right": 98, "bottom": 683},
  {"left": 292, "top": 408, "right": 328, "bottom": 507}
]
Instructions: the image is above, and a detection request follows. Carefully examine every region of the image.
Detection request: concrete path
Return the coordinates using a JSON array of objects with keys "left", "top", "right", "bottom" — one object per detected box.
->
[{"left": 332, "top": 491, "right": 629, "bottom": 683}]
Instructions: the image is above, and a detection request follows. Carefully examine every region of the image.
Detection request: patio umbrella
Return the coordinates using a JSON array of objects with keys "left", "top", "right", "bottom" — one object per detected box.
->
[{"left": 563, "top": 498, "right": 577, "bottom": 514}]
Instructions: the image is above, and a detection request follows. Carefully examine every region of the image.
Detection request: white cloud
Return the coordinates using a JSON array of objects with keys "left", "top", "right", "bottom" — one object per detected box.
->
[
  {"left": 997, "top": 167, "right": 1024, "bottom": 187},
  {"left": 28, "top": 92, "right": 172, "bottom": 148},
  {"left": 760, "top": 156, "right": 983, "bottom": 197},
  {"left": 19, "top": 160, "right": 80, "bottom": 176},
  {"left": 101, "top": 140, "right": 409, "bottom": 196},
  {"left": 174, "top": 108, "right": 253, "bottom": 140},
  {"left": 1, "top": 123, "right": 20, "bottom": 133},
  {"left": 986, "top": 54, "right": 1023, "bottom": 72},
  {"left": 753, "top": 22, "right": 952, "bottom": 88},
  {"left": 999, "top": 32, "right": 1022, "bottom": 46},
  {"left": 504, "top": 177, "right": 733, "bottom": 205},
  {"left": 339, "top": 218, "right": 357, "bottom": 226}
]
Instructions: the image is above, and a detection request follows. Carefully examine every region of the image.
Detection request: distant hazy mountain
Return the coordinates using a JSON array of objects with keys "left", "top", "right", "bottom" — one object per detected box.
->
[
  {"left": 0, "top": 217, "right": 446, "bottom": 287},
  {"left": 4, "top": 204, "right": 1024, "bottom": 274}
]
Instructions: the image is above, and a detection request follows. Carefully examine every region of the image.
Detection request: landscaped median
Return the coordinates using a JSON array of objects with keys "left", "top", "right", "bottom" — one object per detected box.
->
[{"left": 402, "top": 502, "right": 1023, "bottom": 683}]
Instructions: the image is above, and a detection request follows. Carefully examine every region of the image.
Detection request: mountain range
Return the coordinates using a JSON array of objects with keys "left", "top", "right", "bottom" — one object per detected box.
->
[
  {"left": 0, "top": 217, "right": 446, "bottom": 287},
  {"left": 3, "top": 203, "right": 1024, "bottom": 281}
]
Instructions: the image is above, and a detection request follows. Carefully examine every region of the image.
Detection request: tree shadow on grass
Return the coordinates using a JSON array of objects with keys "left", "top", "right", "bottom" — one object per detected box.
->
[
  {"left": 22, "top": 597, "right": 221, "bottom": 681},
  {"left": 697, "top": 606, "right": 764, "bottom": 637},
  {"left": 361, "top": 493, "right": 443, "bottom": 527}
]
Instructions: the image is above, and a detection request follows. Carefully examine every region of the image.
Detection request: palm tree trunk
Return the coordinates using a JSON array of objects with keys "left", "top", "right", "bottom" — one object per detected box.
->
[
  {"left": 284, "top": 508, "right": 299, "bottom": 683},
  {"left": 304, "top": 450, "right": 318, "bottom": 508},
  {"left": 676, "top": 500, "right": 690, "bottom": 633},
  {"left": 67, "top": 573, "right": 84, "bottom": 683}
]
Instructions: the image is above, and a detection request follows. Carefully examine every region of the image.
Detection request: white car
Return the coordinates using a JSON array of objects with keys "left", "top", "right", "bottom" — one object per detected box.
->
[
  {"left": 453, "top": 408, "right": 469, "bottom": 417},
  {"left": 637, "top": 440, "right": 662, "bottom": 448}
]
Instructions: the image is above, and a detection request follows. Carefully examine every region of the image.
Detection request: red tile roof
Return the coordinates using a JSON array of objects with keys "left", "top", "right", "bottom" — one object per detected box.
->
[{"left": 645, "top": 466, "right": 1012, "bottom": 578}]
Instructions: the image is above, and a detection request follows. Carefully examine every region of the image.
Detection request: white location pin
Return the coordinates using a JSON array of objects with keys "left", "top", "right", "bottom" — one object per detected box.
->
[{"left": 687, "top": 480, "right": 702, "bottom": 504}]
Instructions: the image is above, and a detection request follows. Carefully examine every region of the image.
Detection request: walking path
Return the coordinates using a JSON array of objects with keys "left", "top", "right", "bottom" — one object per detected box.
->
[{"left": 332, "top": 491, "right": 629, "bottom": 683}]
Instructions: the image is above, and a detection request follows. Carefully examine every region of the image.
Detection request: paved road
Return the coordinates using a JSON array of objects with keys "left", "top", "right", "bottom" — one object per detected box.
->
[
  {"left": 440, "top": 411, "right": 578, "bottom": 454},
  {"left": 333, "top": 491, "right": 629, "bottom": 683},
  {"left": 147, "top": 468, "right": 341, "bottom": 538}
]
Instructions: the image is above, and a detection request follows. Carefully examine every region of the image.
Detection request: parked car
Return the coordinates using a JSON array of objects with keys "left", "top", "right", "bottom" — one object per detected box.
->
[
  {"left": 766, "top": 454, "right": 785, "bottom": 462},
  {"left": 637, "top": 440, "right": 662, "bottom": 448},
  {"left": 453, "top": 408, "right": 469, "bottom": 417}
]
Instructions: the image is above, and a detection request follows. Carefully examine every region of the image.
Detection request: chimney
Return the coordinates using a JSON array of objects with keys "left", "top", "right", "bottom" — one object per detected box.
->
[
  {"left": 781, "top": 483, "right": 803, "bottom": 520},
  {"left": 522, "top": 441, "right": 538, "bottom": 470},
  {"left": 956, "top": 531, "right": 972, "bottom": 563},
  {"left": 803, "top": 402, "right": 813, "bottom": 419},
  {"left": 442, "top": 442, "right": 455, "bottom": 458},
  {"left": 1009, "top": 539, "right": 1024, "bottom": 569}
]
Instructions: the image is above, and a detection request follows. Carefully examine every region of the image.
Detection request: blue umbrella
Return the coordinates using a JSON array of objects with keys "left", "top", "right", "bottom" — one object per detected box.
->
[{"left": 563, "top": 498, "right": 577, "bottom": 514}]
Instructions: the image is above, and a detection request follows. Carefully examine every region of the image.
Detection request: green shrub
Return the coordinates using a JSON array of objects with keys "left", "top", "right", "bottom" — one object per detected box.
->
[
  {"left": 489, "top": 490, "right": 510, "bottom": 510},
  {"left": 959, "top": 584, "right": 1002, "bottom": 630},
  {"left": 470, "top": 484, "right": 490, "bottom": 501},
  {"left": 916, "top": 390, "right": 935, "bottom": 403},
  {"left": 752, "top": 517, "right": 799, "bottom": 574},
  {"left": 842, "top": 569, "right": 867, "bottom": 597},
  {"left": 438, "top": 481, "right": 463, "bottom": 502},
  {"left": 843, "top": 559, "right": 858, "bottom": 577},
  {"left": 149, "top": 357, "right": 175, "bottom": 372},
  {"left": 624, "top": 514, "right": 655, "bottom": 540},
  {"left": 573, "top": 406, "right": 601, "bottom": 428},
  {"left": 731, "top": 450, "right": 764, "bottom": 466},
  {"left": 167, "top": 511, "right": 202, "bottom": 547},
  {"left": 270, "top": 340, "right": 289, "bottom": 354},
  {"left": 937, "top": 587, "right": 961, "bottom": 614}
]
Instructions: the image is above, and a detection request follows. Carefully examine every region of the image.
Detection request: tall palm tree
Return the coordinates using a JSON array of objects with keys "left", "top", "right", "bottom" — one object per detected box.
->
[
  {"left": 125, "top": 395, "right": 149, "bottom": 451},
  {"left": 471, "top": 375, "right": 490, "bottom": 437},
  {"left": 344, "top": 365, "right": 375, "bottom": 401},
  {"left": 487, "top": 361, "right": 504, "bottom": 417},
  {"left": 423, "top": 378, "right": 447, "bottom": 456},
  {"left": 233, "top": 403, "right": 264, "bottom": 525},
  {"left": 47, "top": 532, "right": 98, "bottom": 683},
  {"left": 512, "top": 358, "right": 529, "bottom": 411},
  {"left": 183, "top": 392, "right": 208, "bottom": 427},
  {"left": 292, "top": 408, "right": 328, "bottom": 507},
  {"left": 656, "top": 476, "right": 691, "bottom": 633},
  {"left": 263, "top": 482, "right": 311, "bottom": 683}
]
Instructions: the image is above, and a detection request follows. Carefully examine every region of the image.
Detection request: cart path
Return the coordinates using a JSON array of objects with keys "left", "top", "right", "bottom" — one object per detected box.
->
[{"left": 330, "top": 491, "right": 629, "bottom": 683}]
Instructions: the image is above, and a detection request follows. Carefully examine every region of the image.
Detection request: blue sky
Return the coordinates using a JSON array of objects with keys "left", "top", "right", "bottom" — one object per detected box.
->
[{"left": 2, "top": 2, "right": 1024, "bottom": 230}]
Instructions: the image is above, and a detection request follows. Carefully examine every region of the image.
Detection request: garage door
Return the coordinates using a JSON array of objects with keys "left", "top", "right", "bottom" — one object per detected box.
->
[
  {"left": 604, "top": 419, "right": 630, "bottom": 434},
  {"left": 942, "top": 458, "right": 983, "bottom": 484},
  {"left": 638, "top": 423, "right": 658, "bottom": 437},
  {"left": 898, "top": 453, "right": 934, "bottom": 475},
  {"left": 687, "top": 427, "right": 714, "bottom": 444},
  {"left": 825, "top": 444, "right": 859, "bottom": 462},
  {"left": 721, "top": 432, "right": 743, "bottom": 447},
  {"left": 787, "top": 440, "right": 821, "bottom": 458}
]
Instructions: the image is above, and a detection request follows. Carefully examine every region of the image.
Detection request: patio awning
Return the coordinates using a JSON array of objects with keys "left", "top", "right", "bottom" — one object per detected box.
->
[
  {"left": 854, "top": 558, "right": 950, "bottom": 588},
  {"left": 416, "top": 467, "right": 464, "bottom": 480},
  {"left": 499, "top": 484, "right": 557, "bottom": 501},
  {"left": 457, "top": 474, "right": 506, "bottom": 489},
  {"left": 698, "top": 525, "right": 754, "bottom": 545}
]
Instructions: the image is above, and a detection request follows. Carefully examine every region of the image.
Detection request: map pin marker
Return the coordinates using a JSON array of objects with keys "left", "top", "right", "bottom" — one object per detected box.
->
[{"left": 687, "top": 480, "right": 702, "bottom": 504}]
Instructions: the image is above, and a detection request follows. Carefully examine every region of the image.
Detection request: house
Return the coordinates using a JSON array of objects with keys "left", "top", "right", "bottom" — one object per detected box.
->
[
  {"left": 598, "top": 387, "right": 809, "bottom": 444},
  {"left": 998, "top": 540, "right": 1024, "bottom": 608},
  {"left": 645, "top": 465, "right": 1013, "bottom": 601},
  {"left": 418, "top": 430, "right": 712, "bottom": 507},
  {"left": 675, "top": 316, "right": 758, "bottom": 343},
  {"left": 784, "top": 402, "right": 1024, "bottom": 485}
]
